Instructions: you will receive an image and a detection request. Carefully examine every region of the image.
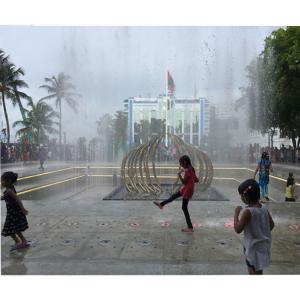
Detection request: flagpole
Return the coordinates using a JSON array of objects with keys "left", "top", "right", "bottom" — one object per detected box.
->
[{"left": 165, "top": 71, "right": 168, "bottom": 147}]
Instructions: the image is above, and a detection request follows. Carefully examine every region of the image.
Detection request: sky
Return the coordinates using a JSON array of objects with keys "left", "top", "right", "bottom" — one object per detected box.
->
[{"left": 0, "top": 26, "right": 276, "bottom": 142}]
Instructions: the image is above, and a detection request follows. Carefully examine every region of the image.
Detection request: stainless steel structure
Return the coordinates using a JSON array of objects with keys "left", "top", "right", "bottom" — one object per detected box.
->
[{"left": 121, "top": 133, "right": 213, "bottom": 195}]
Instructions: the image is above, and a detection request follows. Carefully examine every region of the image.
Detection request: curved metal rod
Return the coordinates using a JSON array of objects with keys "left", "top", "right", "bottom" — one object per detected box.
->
[{"left": 120, "top": 133, "right": 213, "bottom": 196}]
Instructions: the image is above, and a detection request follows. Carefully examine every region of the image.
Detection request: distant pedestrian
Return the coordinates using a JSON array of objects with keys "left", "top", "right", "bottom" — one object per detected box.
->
[
  {"left": 285, "top": 172, "right": 297, "bottom": 202},
  {"left": 234, "top": 179, "right": 275, "bottom": 275},
  {"left": 153, "top": 155, "right": 199, "bottom": 232},
  {"left": 38, "top": 145, "right": 47, "bottom": 170},
  {"left": 254, "top": 152, "right": 273, "bottom": 201},
  {"left": 113, "top": 171, "right": 118, "bottom": 186},
  {"left": 1, "top": 172, "right": 30, "bottom": 251}
]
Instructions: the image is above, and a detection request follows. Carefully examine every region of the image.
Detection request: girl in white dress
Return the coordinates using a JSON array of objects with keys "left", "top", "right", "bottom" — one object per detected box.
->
[{"left": 234, "top": 179, "right": 275, "bottom": 275}]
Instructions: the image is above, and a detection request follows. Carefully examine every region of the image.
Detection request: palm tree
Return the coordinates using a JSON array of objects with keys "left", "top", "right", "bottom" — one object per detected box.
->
[
  {"left": 113, "top": 110, "right": 128, "bottom": 158},
  {"left": 96, "top": 114, "right": 114, "bottom": 161},
  {"left": 40, "top": 73, "right": 81, "bottom": 157},
  {"left": 13, "top": 98, "right": 59, "bottom": 145},
  {"left": 0, "top": 49, "right": 30, "bottom": 143}
]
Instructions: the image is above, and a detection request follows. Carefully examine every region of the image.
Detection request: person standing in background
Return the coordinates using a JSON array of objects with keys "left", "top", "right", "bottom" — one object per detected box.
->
[
  {"left": 253, "top": 152, "right": 273, "bottom": 201},
  {"left": 38, "top": 145, "right": 47, "bottom": 171},
  {"left": 285, "top": 172, "right": 297, "bottom": 202}
]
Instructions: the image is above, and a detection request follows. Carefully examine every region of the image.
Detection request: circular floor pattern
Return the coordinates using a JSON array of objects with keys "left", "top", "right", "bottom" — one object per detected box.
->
[
  {"left": 224, "top": 222, "right": 234, "bottom": 228},
  {"left": 216, "top": 240, "right": 228, "bottom": 246},
  {"left": 136, "top": 239, "right": 152, "bottom": 246},
  {"left": 97, "top": 239, "right": 112, "bottom": 245},
  {"left": 289, "top": 224, "right": 299, "bottom": 231},
  {"left": 176, "top": 240, "right": 190, "bottom": 246},
  {"left": 159, "top": 222, "right": 170, "bottom": 227},
  {"left": 61, "top": 239, "right": 78, "bottom": 246},
  {"left": 36, "top": 222, "right": 47, "bottom": 226},
  {"left": 129, "top": 222, "right": 140, "bottom": 227},
  {"left": 67, "top": 222, "right": 79, "bottom": 226},
  {"left": 294, "top": 241, "right": 300, "bottom": 247},
  {"left": 98, "top": 223, "right": 109, "bottom": 227}
]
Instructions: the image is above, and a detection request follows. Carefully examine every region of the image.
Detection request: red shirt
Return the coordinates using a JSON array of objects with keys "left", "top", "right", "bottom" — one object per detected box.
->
[{"left": 180, "top": 168, "right": 198, "bottom": 200}]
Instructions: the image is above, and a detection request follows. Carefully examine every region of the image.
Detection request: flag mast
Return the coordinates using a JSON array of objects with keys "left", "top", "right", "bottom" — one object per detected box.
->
[{"left": 165, "top": 71, "right": 168, "bottom": 147}]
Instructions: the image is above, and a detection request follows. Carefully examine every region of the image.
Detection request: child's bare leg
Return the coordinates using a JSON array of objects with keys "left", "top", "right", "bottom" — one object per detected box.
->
[
  {"left": 10, "top": 234, "right": 21, "bottom": 245},
  {"left": 16, "top": 232, "right": 27, "bottom": 244}
]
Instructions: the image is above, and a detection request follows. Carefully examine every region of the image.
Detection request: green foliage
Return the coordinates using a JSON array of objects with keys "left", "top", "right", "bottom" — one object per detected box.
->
[
  {"left": 13, "top": 98, "right": 59, "bottom": 144},
  {"left": 0, "top": 49, "right": 30, "bottom": 143},
  {"left": 40, "top": 73, "right": 81, "bottom": 154},
  {"left": 266, "top": 27, "right": 300, "bottom": 147},
  {"left": 237, "top": 26, "right": 300, "bottom": 147},
  {"left": 113, "top": 110, "right": 128, "bottom": 156}
]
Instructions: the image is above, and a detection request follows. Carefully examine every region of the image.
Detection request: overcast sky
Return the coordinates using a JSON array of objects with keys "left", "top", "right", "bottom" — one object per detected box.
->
[{"left": 0, "top": 26, "right": 276, "bottom": 142}]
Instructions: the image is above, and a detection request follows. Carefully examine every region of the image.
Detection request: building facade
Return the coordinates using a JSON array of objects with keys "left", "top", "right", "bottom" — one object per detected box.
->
[{"left": 124, "top": 95, "right": 210, "bottom": 146}]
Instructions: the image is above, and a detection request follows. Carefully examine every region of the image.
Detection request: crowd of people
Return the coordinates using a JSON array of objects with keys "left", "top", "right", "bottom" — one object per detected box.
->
[
  {"left": 208, "top": 144, "right": 300, "bottom": 164},
  {"left": 0, "top": 143, "right": 53, "bottom": 164},
  {"left": 1, "top": 142, "right": 74, "bottom": 164},
  {"left": 2, "top": 141, "right": 300, "bottom": 167},
  {"left": 259, "top": 145, "right": 300, "bottom": 164}
]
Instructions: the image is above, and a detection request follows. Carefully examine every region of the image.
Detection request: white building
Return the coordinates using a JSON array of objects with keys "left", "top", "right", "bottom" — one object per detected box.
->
[{"left": 124, "top": 95, "right": 210, "bottom": 146}]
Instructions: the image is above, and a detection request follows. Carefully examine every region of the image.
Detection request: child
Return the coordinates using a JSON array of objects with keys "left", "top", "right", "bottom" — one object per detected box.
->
[
  {"left": 153, "top": 155, "right": 199, "bottom": 232},
  {"left": 1, "top": 171, "right": 30, "bottom": 251},
  {"left": 253, "top": 152, "right": 273, "bottom": 201},
  {"left": 234, "top": 179, "right": 275, "bottom": 275},
  {"left": 285, "top": 172, "right": 297, "bottom": 202}
]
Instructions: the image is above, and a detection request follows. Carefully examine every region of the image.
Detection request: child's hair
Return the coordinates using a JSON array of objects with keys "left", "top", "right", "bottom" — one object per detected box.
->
[
  {"left": 287, "top": 173, "right": 294, "bottom": 187},
  {"left": 179, "top": 155, "right": 196, "bottom": 173},
  {"left": 238, "top": 179, "right": 260, "bottom": 202},
  {"left": 261, "top": 152, "right": 268, "bottom": 160},
  {"left": 1, "top": 171, "right": 18, "bottom": 185},
  {"left": 179, "top": 155, "right": 191, "bottom": 166}
]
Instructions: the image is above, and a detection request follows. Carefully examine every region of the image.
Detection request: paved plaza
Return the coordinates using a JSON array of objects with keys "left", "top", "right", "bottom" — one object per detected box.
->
[{"left": 1, "top": 162, "right": 300, "bottom": 275}]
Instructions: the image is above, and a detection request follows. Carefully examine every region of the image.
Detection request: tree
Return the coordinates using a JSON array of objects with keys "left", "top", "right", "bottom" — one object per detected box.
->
[
  {"left": 40, "top": 73, "right": 81, "bottom": 157},
  {"left": 150, "top": 118, "right": 165, "bottom": 136},
  {"left": 0, "top": 49, "right": 30, "bottom": 143},
  {"left": 264, "top": 27, "right": 300, "bottom": 148},
  {"left": 77, "top": 137, "right": 87, "bottom": 161},
  {"left": 13, "top": 98, "right": 59, "bottom": 145},
  {"left": 236, "top": 26, "right": 300, "bottom": 149},
  {"left": 113, "top": 110, "right": 127, "bottom": 159},
  {"left": 96, "top": 113, "right": 114, "bottom": 161}
]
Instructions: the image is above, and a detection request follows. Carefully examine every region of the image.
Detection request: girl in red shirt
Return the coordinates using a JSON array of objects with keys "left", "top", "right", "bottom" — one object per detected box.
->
[{"left": 154, "top": 155, "right": 199, "bottom": 232}]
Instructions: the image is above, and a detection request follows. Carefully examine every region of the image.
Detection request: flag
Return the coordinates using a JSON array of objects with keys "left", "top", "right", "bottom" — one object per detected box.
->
[{"left": 167, "top": 71, "right": 175, "bottom": 95}]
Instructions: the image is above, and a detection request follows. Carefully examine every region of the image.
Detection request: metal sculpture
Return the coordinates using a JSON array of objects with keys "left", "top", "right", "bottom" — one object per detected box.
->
[{"left": 121, "top": 133, "right": 213, "bottom": 195}]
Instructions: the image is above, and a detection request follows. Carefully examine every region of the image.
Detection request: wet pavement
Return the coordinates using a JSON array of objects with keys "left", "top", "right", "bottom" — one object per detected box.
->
[{"left": 1, "top": 164, "right": 300, "bottom": 275}]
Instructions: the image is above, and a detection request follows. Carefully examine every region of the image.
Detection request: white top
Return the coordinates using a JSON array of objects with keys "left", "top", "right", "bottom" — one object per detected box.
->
[{"left": 243, "top": 204, "right": 271, "bottom": 271}]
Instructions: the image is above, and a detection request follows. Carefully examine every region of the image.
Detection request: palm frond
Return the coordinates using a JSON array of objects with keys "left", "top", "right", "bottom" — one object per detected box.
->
[
  {"left": 64, "top": 91, "right": 82, "bottom": 98},
  {"left": 12, "top": 79, "right": 29, "bottom": 89},
  {"left": 65, "top": 97, "right": 78, "bottom": 113},
  {"left": 39, "top": 94, "right": 57, "bottom": 101},
  {"left": 13, "top": 120, "right": 28, "bottom": 128},
  {"left": 14, "top": 67, "right": 25, "bottom": 76},
  {"left": 43, "top": 77, "right": 57, "bottom": 87},
  {"left": 15, "top": 90, "right": 31, "bottom": 100},
  {"left": 39, "top": 84, "right": 56, "bottom": 93},
  {"left": 47, "top": 111, "right": 59, "bottom": 119}
]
